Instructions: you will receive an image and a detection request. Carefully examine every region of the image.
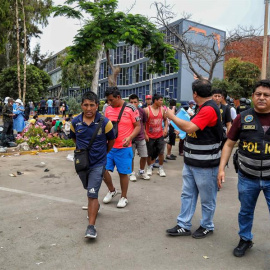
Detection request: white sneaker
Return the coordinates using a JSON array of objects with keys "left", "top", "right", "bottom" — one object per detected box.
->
[
  {"left": 103, "top": 189, "right": 118, "bottom": 203},
  {"left": 139, "top": 172, "right": 150, "bottom": 180},
  {"left": 117, "top": 197, "right": 128, "bottom": 208},
  {"left": 158, "top": 167, "right": 166, "bottom": 177},
  {"left": 146, "top": 166, "right": 153, "bottom": 176},
  {"left": 129, "top": 171, "right": 137, "bottom": 182}
]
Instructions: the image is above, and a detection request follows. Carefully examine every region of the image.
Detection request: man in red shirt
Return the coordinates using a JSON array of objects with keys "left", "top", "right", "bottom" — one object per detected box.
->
[
  {"left": 165, "top": 79, "right": 223, "bottom": 239},
  {"left": 103, "top": 87, "right": 141, "bottom": 208},
  {"left": 218, "top": 80, "right": 270, "bottom": 257},
  {"left": 144, "top": 94, "right": 168, "bottom": 177}
]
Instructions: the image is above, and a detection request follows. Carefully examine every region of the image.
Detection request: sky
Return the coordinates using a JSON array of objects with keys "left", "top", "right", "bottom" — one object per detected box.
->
[{"left": 31, "top": 0, "right": 267, "bottom": 55}]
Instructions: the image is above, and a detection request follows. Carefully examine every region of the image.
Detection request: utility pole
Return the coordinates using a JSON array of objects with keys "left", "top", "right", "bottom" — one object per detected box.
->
[{"left": 262, "top": 0, "right": 270, "bottom": 79}]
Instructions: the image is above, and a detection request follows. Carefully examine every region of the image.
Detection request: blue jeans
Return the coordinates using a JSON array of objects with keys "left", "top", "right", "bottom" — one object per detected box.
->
[
  {"left": 177, "top": 164, "right": 218, "bottom": 231},
  {"left": 48, "top": 107, "right": 53, "bottom": 114},
  {"left": 238, "top": 171, "right": 270, "bottom": 241}
]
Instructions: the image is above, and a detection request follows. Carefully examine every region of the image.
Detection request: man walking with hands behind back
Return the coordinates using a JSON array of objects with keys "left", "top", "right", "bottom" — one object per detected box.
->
[
  {"left": 218, "top": 80, "right": 270, "bottom": 257},
  {"left": 70, "top": 91, "right": 115, "bottom": 239},
  {"left": 103, "top": 87, "right": 141, "bottom": 208}
]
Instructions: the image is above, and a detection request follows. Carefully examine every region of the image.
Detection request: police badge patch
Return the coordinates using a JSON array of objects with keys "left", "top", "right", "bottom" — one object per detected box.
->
[{"left": 244, "top": 115, "right": 253, "bottom": 123}]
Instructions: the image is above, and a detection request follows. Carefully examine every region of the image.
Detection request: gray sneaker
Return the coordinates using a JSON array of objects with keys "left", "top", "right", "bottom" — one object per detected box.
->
[{"left": 85, "top": 225, "right": 97, "bottom": 239}]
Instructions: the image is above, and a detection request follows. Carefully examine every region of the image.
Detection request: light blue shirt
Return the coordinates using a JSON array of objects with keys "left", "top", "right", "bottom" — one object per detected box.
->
[{"left": 47, "top": 99, "right": 53, "bottom": 107}]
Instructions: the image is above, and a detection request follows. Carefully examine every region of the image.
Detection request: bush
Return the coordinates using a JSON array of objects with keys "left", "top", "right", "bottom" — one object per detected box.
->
[
  {"left": 16, "top": 122, "right": 75, "bottom": 150},
  {"left": 66, "top": 97, "right": 81, "bottom": 114}
]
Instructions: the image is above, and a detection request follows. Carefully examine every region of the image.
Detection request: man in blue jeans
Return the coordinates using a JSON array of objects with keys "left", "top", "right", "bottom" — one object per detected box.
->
[
  {"left": 165, "top": 79, "right": 223, "bottom": 239},
  {"left": 218, "top": 80, "right": 270, "bottom": 257},
  {"left": 70, "top": 91, "right": 115, "bottom": 239}
]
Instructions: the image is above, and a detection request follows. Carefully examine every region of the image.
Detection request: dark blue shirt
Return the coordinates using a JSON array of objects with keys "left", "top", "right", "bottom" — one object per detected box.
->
[{"left": 70, "top": 112, "right": 115, "bottom": 168}]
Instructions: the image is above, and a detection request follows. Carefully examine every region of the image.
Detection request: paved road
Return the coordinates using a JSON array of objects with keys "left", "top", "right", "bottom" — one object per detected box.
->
[{"left": 0, "top": 150, "right": 269, "bottom": 270}]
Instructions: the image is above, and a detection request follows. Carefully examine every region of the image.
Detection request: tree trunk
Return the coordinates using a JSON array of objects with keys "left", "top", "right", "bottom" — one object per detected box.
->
[
  {"left": 21, "top": 0, "right": 27, "bottom": 104},
  {"left": 106, "top": 50, "right": 120, "bottom": 87},
  {"left": 15, "top": 0, "right": 21, "bottom": 99},
  {"left": 91, "top": 46, "right": 104, "bottom": 94},
  {"left": 5, "top": 32, "right": 11, "bottom": 68}
]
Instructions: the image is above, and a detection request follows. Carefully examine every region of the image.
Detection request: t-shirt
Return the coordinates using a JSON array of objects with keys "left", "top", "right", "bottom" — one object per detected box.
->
[
  {"left": 135, "top": 107, "right": 146, "bottom": 141},
  {"left": 70, "top": 112, "right": 115, "bottom": 168},
  {"left": 40, "top": 99, "right": 46, "bottom": 107},
  {"left": 47, "top": 99, "right": 53, "bottom": 107},
  {"left": 105, "top": 103, "right": 140, "bottom": 148},
  {"left": 191, "top": 105, "right": 218, "bottom": 130},
  {"left": 227, "top": 112, "right": 270, "bottom": 141}
]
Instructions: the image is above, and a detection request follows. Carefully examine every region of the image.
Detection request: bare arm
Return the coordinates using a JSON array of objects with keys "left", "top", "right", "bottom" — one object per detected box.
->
[
  {"left": 107, "top": 139, "right": 115, "bottom": 153},
  {"left": 166, "top": 108, "right": 199, "bottom": 134},
  {"left": 226, "top": 122, "right": 232, "bottom": 134},
  {"left": 123, "top": 121, "right": 141, "bottom": 147},
  {"left": 217, "top": 139, "right": 237, "bottom": 189}
]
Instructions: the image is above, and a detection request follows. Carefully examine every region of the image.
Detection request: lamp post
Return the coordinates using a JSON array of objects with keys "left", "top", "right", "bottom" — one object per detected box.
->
[{"left": 261, "top": 0, "right": 270, "bottom": 79}]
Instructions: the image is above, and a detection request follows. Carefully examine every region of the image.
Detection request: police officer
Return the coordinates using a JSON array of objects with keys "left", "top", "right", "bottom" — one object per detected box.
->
[
  {"left": 236, "top": 97, "right": 250, "bottom": 114},
  {"left": 218, "top": 79, "right": 270, "bottom": 257}
]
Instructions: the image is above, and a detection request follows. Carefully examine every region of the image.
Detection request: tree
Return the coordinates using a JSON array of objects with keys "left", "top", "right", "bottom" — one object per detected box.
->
[
  {"left": 30, "top": 43, "right": 51, "bottom": 69},
  {"left": 152, "top": 1, "right": 259, "bottom": 81},
  {"left": 0, "top": 64, "right": 51, "bottom": 102},
  {"left": 0, "top": 0, "right": 52, "bottom": 102},
  {"left": 225, "top": 58, "right": 260, "bottom": 98},
  {"left": 57, "top": 50, "right": 95, "bottom": 98},
  {"left": 52, "top": 0, "right": 178, "bottom": 92},
  {"left": 212, "top": 78, "right": 243, "bottom": 99}
]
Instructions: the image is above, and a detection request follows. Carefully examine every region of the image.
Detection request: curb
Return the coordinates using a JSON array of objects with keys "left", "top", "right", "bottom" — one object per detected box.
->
[{"left": 1, "top": 147, "right": 75, "bottom": 156}]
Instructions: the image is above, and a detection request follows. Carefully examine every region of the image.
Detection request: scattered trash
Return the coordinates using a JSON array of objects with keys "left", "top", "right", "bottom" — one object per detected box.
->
[
  {"left": 17, "top": 171, "right": 23, "bottom": 175},
  {"left": 40, "top": 162, "right": 46, "bottom": 166},
  {"left": 1, "top": 155, "right": 5, "bottom": 158},
  {"left": 66, "top": 153, "right": 74, "bottom": 162},
  {"left": 14, "top": 153, "right": 20, "bottom": 156},
  {"left": 51, "top": 244, "right": 56, "bottom": 246},
  {"left": 36, "top": 217, "right": 39, "bottom": 219},
  {"left": 36, "top": 262, "right": 43, "bottom": 265},
  {"left": 53, "top": 145, "right": 58, "bottom": 153},
  {"left": 82, "top": 206, "right": 88, "bottom": 210},
  {"left": 0, "top": 147, "right": 7, "bottom": 153},
  {"left": 9, "top": 174, "right": 16, "bottom": 177},
  {"left": 17, "top": 142, "right": 30, "bottom": 151},
  {"left": 44, "top": 168, "right": 50, "bottom": 172},
  {"left": 203, "top": 256, "right": 209, "bottom": 259}
]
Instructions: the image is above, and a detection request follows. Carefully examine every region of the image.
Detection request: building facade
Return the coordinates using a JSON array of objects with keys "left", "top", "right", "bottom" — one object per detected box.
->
[{"left": 45, "top": 19, "right": 226, "bottom": 102}]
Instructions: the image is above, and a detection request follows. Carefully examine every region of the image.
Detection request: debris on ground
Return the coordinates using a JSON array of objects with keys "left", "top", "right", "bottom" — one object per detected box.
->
[
  {"left": 44, "top": 168, "right": 50, "bottom": 172},
  {"left": 66, "top": 153, "right": 74, "bottom": 161},
  {"left": 9, "top": 173, "right": 16, "bottom": 177},
  {"left": 53, "top": 145, "right": 58, "bottom": 153}
]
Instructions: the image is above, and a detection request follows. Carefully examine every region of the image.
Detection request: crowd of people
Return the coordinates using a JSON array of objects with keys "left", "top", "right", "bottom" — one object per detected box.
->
[
  {"left": 0, "top": 96, "right": 73, "bottom": 148},
  {"left": 71, "top": 79, "right": 269, "bottom": 261}
]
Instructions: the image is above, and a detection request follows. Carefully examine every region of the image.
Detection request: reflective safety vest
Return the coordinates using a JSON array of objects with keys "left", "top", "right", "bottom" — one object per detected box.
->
[
  {"left": 238, "top": 109, "right": 270, "bottom": 180},
  {"left": 183, "top": 100, "right": 223, "bottom": 168}
]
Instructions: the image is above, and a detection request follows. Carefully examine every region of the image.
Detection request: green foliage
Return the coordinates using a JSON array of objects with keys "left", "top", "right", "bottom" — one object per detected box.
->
[
  {"left": 67, "top": 97, "right": 81, "bottom": 114},
  {"left": 57, "top": 50, "right": 94, "bottom": 90},
  {"left": 225, "top": 58, "right": 261, "bottom": 98},
  {"left": 16, "top": 124, "right": 75, "bottom": 150},
  {"left": 212, "top": 77, "right": 243, "bottom": 99},
  {"left": 52, "top": 0, "right": 179, "bottom": 76},
  {"left": 0, "top": 64, "right": 51, "bottom": 102}
]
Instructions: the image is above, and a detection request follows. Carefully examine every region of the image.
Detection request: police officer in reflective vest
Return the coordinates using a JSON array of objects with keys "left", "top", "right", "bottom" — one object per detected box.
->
[
  {"left": 236, "top": 97, "right": 251, "bottom": 114},
  {"left": 218, "top": 79, "right": 270, "bottom": 257},
  {"left": 165, "top": 79, "right": 223, "bottom": 239}
]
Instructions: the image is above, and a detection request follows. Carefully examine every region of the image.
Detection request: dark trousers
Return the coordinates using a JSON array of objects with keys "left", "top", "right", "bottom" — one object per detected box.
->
[
  {"left": 1, "top": 121, "right": 14, "bottom": 146},
  {"left": 179, "top": 139, "right": 184, "bottom": 154}
]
